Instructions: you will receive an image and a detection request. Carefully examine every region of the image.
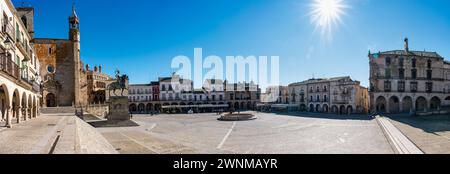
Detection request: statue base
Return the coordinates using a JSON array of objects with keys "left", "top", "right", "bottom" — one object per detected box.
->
[{"left": 107, "top": 96, "right": 131, "bottom": 121}]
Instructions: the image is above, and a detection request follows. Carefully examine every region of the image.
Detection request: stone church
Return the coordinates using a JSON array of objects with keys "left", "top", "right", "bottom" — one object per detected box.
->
[{"left": 34, "top": 6, "right": 88, "bottom": 107}]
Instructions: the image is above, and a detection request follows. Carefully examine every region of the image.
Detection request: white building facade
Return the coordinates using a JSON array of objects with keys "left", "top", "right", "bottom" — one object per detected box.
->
[{"left": 1, "top": 0, "right": 42, "bottom": 128}]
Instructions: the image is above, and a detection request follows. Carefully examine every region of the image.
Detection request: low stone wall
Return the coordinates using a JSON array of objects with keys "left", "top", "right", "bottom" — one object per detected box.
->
[
  {"left": 51, "top": 115, "right": 118, "bottom": 154},
  {"left": 85, "top": 105, "right": 109, "bottom": 118},
  {"left": 75, "top": 118, "right": 119, "bottom": 154}
]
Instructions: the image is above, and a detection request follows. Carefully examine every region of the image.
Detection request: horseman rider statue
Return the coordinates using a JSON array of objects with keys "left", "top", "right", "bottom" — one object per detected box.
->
[{"left": 108, "top": 69, "right": 129, "bottom": 97}]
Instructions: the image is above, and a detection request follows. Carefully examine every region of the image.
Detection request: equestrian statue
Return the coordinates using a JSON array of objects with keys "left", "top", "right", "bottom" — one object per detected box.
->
[{"left": 108, "top": 69, "right": 129, "bottom": 97}]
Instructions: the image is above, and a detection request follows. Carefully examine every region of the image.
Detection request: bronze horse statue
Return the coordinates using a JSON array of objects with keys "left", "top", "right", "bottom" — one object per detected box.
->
[{"left": 108, "top": 70, "right": 129, "bottom": 97}]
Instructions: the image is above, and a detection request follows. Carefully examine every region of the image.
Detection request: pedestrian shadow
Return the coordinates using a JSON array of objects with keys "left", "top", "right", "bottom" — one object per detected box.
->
[{"left": 266, "top": 112, "right": 374, "bottom": 121}]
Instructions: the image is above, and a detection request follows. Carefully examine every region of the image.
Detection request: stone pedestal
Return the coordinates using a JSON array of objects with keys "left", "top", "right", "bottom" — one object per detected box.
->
[{"left": 107, "top": 96, "right": 131, "bottom": 121}]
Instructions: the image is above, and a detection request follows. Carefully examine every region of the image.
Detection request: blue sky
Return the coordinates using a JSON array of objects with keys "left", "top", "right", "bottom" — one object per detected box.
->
[{"left": 15, "top": 0, "right": 450, "bottom": 88}]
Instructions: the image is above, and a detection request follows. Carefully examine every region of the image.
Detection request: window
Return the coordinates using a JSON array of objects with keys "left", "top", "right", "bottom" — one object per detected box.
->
[
  {"left": 399, "top": 57, "right": 404, "bottom": 67},
  {"left": 324, "top": 86, "right": 327, "bottom": 92},
  {"left": 162, "top": 85, "right": 166, "bottom": 91},
  {"left": 399, "top": 68, "right": 405, "bottom": 79},
  {"left": 427, "top": 59, "right": 432, "bottom": 69},
  {"left": 385, "top": 69, "right": 391, "bottom": 78},
  {"left": 316, "top": 87, "right": 320, "bottom": 92},
  {"left": 426, "top": 82, "right": 433, "bottom": 93},
  {"left": 410, "top": 82, "right": 418, "bottom": 92},
  {"left": 219, "top": 95, "right": 223, "bottom": 101},
  {"left": 21, "top": 16, "right": 27, "bottom": 29},
  {"left": 412, "top": 58, "right": 417, "bottom": 68},
  {"left": 310, "top": 96, "right": 313, "bottom": 102},
  {"left": 411, "top": 69, "right": 417, "bottom": 79},
  {"left": 384, "top": 81, "right": 391, "bottom": 92},
  {"left": 49, "top": 47, "right": 52, "bottom": 54},
  {"left": 398, "top": 81, "right": 405, "bottom": 92},
  {"left": 47, "top": 65, "right": 55, "bottom": 73},
  {"left": 324, "top": 95, "right": 328, "bottom": 102},
  {"left": 316, "top": 95, "right": 320, "bottom": 102},
  {"left": 427, "top": 70, "right": 432, "bottom": 80},
  {"left": 386, "top": 57, "right": 391, "bottom": 66}
]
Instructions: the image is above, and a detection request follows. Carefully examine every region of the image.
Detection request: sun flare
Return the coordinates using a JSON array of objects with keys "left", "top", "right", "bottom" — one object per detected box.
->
[{"left": 309, "top": 0, "right": 348, "bottom": 40}]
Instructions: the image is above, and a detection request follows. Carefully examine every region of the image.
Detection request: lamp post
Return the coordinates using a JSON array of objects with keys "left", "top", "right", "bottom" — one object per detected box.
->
[{"left": 2, "top": 37, "right": 13, "bottom": 128}]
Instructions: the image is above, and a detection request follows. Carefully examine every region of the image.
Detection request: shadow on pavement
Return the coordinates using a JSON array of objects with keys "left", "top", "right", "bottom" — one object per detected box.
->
[
  {"left": 385, "top": 114, "right": 450, "bottom": 135},
  {"left": 265, "top": 112, "right": 374, "bottom": 121}
]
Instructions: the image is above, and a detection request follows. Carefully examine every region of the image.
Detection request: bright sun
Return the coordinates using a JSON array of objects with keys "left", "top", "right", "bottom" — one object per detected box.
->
[{"left": 309, "top": 0, "right": 348, "bottom": 40}]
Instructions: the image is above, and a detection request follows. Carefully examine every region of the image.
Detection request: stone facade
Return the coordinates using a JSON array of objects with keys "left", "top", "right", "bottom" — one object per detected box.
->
[
  {"left": 34, "top": 6, "right": 110, "bottom": 108},
  {"left": 288, "top": 77, "right": 369, "bottom": 114},
  {"left": 260, "top": 86, "right": 290, "bottom": 104},
  {"left": 86, "top": 65, "right": 112, "bottom": 104},
  {"left": 1, "top": 0, "right": 42, "bottom": 128},
  {"left": 369, "top": 38, "right": 450, "bottom": 114},
  {"left": 224, "top": 81, "right": 260, "bottom": 111},
  {"left": 128, "top": 75, "right": 261, "bottom": 114}
]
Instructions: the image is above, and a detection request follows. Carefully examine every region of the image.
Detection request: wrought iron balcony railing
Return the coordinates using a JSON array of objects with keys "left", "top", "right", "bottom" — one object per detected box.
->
[{"left": 0, "top": 54, "right": 20, "bottom": 79}]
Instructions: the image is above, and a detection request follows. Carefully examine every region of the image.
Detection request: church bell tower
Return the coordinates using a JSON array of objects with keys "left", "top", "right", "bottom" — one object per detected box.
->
[{"left": 69, "top": 4, "right": 82, "bottom": 106}]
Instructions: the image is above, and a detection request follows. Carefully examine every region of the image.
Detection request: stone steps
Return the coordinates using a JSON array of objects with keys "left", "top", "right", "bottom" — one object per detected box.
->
[{"left": 40, "top": 107, "right": 77, "bottom": 114}]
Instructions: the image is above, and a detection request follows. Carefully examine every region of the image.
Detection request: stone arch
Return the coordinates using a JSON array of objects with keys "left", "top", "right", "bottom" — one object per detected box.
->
[
  {"left": 240, "top": 102, "right": 245, "bottom": 110},
  {"left": 171, "top": 103, "right": 179, "bottom": 113},
  {"left": 376, "top": 96, "right": 387, "bottom": 113},
  {"left": 339, "top": 105, "right": 346, "bottom": 115},
  {"left": 331, "top": 105, "right": 339, "bottom": 114},
  {"left": 402, "top": 96, "right": 413, "bottom": 113},
  {"left": 415, "top": 97, "right": 427, "bottom": 112},
  {"left": 309, "top": 104, "right": 314, "bottom": 112},
  {"left": 27, "top": 94, "right": 32, "bottom": 119},
  {"left": 21, "top": 92, "right": 27, "bottom": 121},
  {"left": 315, "top": 104, "right": 321, "bottom": 112},
  {"left": 0, "top": 84, "right": 10, "bottom": 122},
  {"left": 12, "top": 89, "right": 20, "bottom": 123},
  {"left": 322, "top": 104, "right": 329, "bottom": 113},
  {"left": 300, "top": 104, "right": 307, "bottom": 112},
  {"left": 138, "top": 103, "right": 145, "bottom": 113},
  {"left": 32, "top": 96, "right": 37, "bottom": 118},
  {"left": 388, "top": 96, "right": 400, "bottom": 113},
  {"left": 154, "top": 104, "right": 162, "bottom": 112},
  {"left": 347, "top": 106, "right": 353, "bottom": 115},
  {"left": 129, "top": 104, "right": 137, "bottom": 113},
  {"left": 146, "top": 103, "right": 153, "bottom": 113},
  {"left": 45, "top": 93, "right": 56, "bottom": 107},
  {"left": 430, "top": 97, "right": 441, "bottom": 111},
  {"left": 247, "top": 101, "right": 252, "bottom": 110}
]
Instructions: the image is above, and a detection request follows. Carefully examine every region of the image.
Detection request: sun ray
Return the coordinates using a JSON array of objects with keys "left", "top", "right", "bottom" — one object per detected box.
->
[{"left": 309, "top": 0, "right": 348, "bottom": 41}]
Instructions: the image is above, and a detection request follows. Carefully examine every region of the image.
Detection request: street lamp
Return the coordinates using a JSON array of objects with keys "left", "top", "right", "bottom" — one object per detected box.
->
[{"left": 1, "top": 37, "right": 13, "bottom": 55}]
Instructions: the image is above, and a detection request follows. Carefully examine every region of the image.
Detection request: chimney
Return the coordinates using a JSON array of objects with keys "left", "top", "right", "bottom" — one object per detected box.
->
[{"left": 404, "top": 38, "right": 409, "bottom": 52}]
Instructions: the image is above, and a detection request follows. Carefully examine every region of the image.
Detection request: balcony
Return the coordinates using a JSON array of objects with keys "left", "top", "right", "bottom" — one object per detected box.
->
[
  {"left": 1, "top": 23, "right": 15, "bottom": 40},
  {"left": 0, "top": 54, "right": 20, "bottom": 79},
  {"left": 15, "top": 42, "right": 31, "bottom": 61}
]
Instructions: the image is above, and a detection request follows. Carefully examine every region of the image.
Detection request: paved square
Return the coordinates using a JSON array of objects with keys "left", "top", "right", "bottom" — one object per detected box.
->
[
  {"left": 97, "top": 112, "right": 394, "bottom": 154},
  {"left": 388, "top": 115, "right": 450, "bottom": 154}
]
